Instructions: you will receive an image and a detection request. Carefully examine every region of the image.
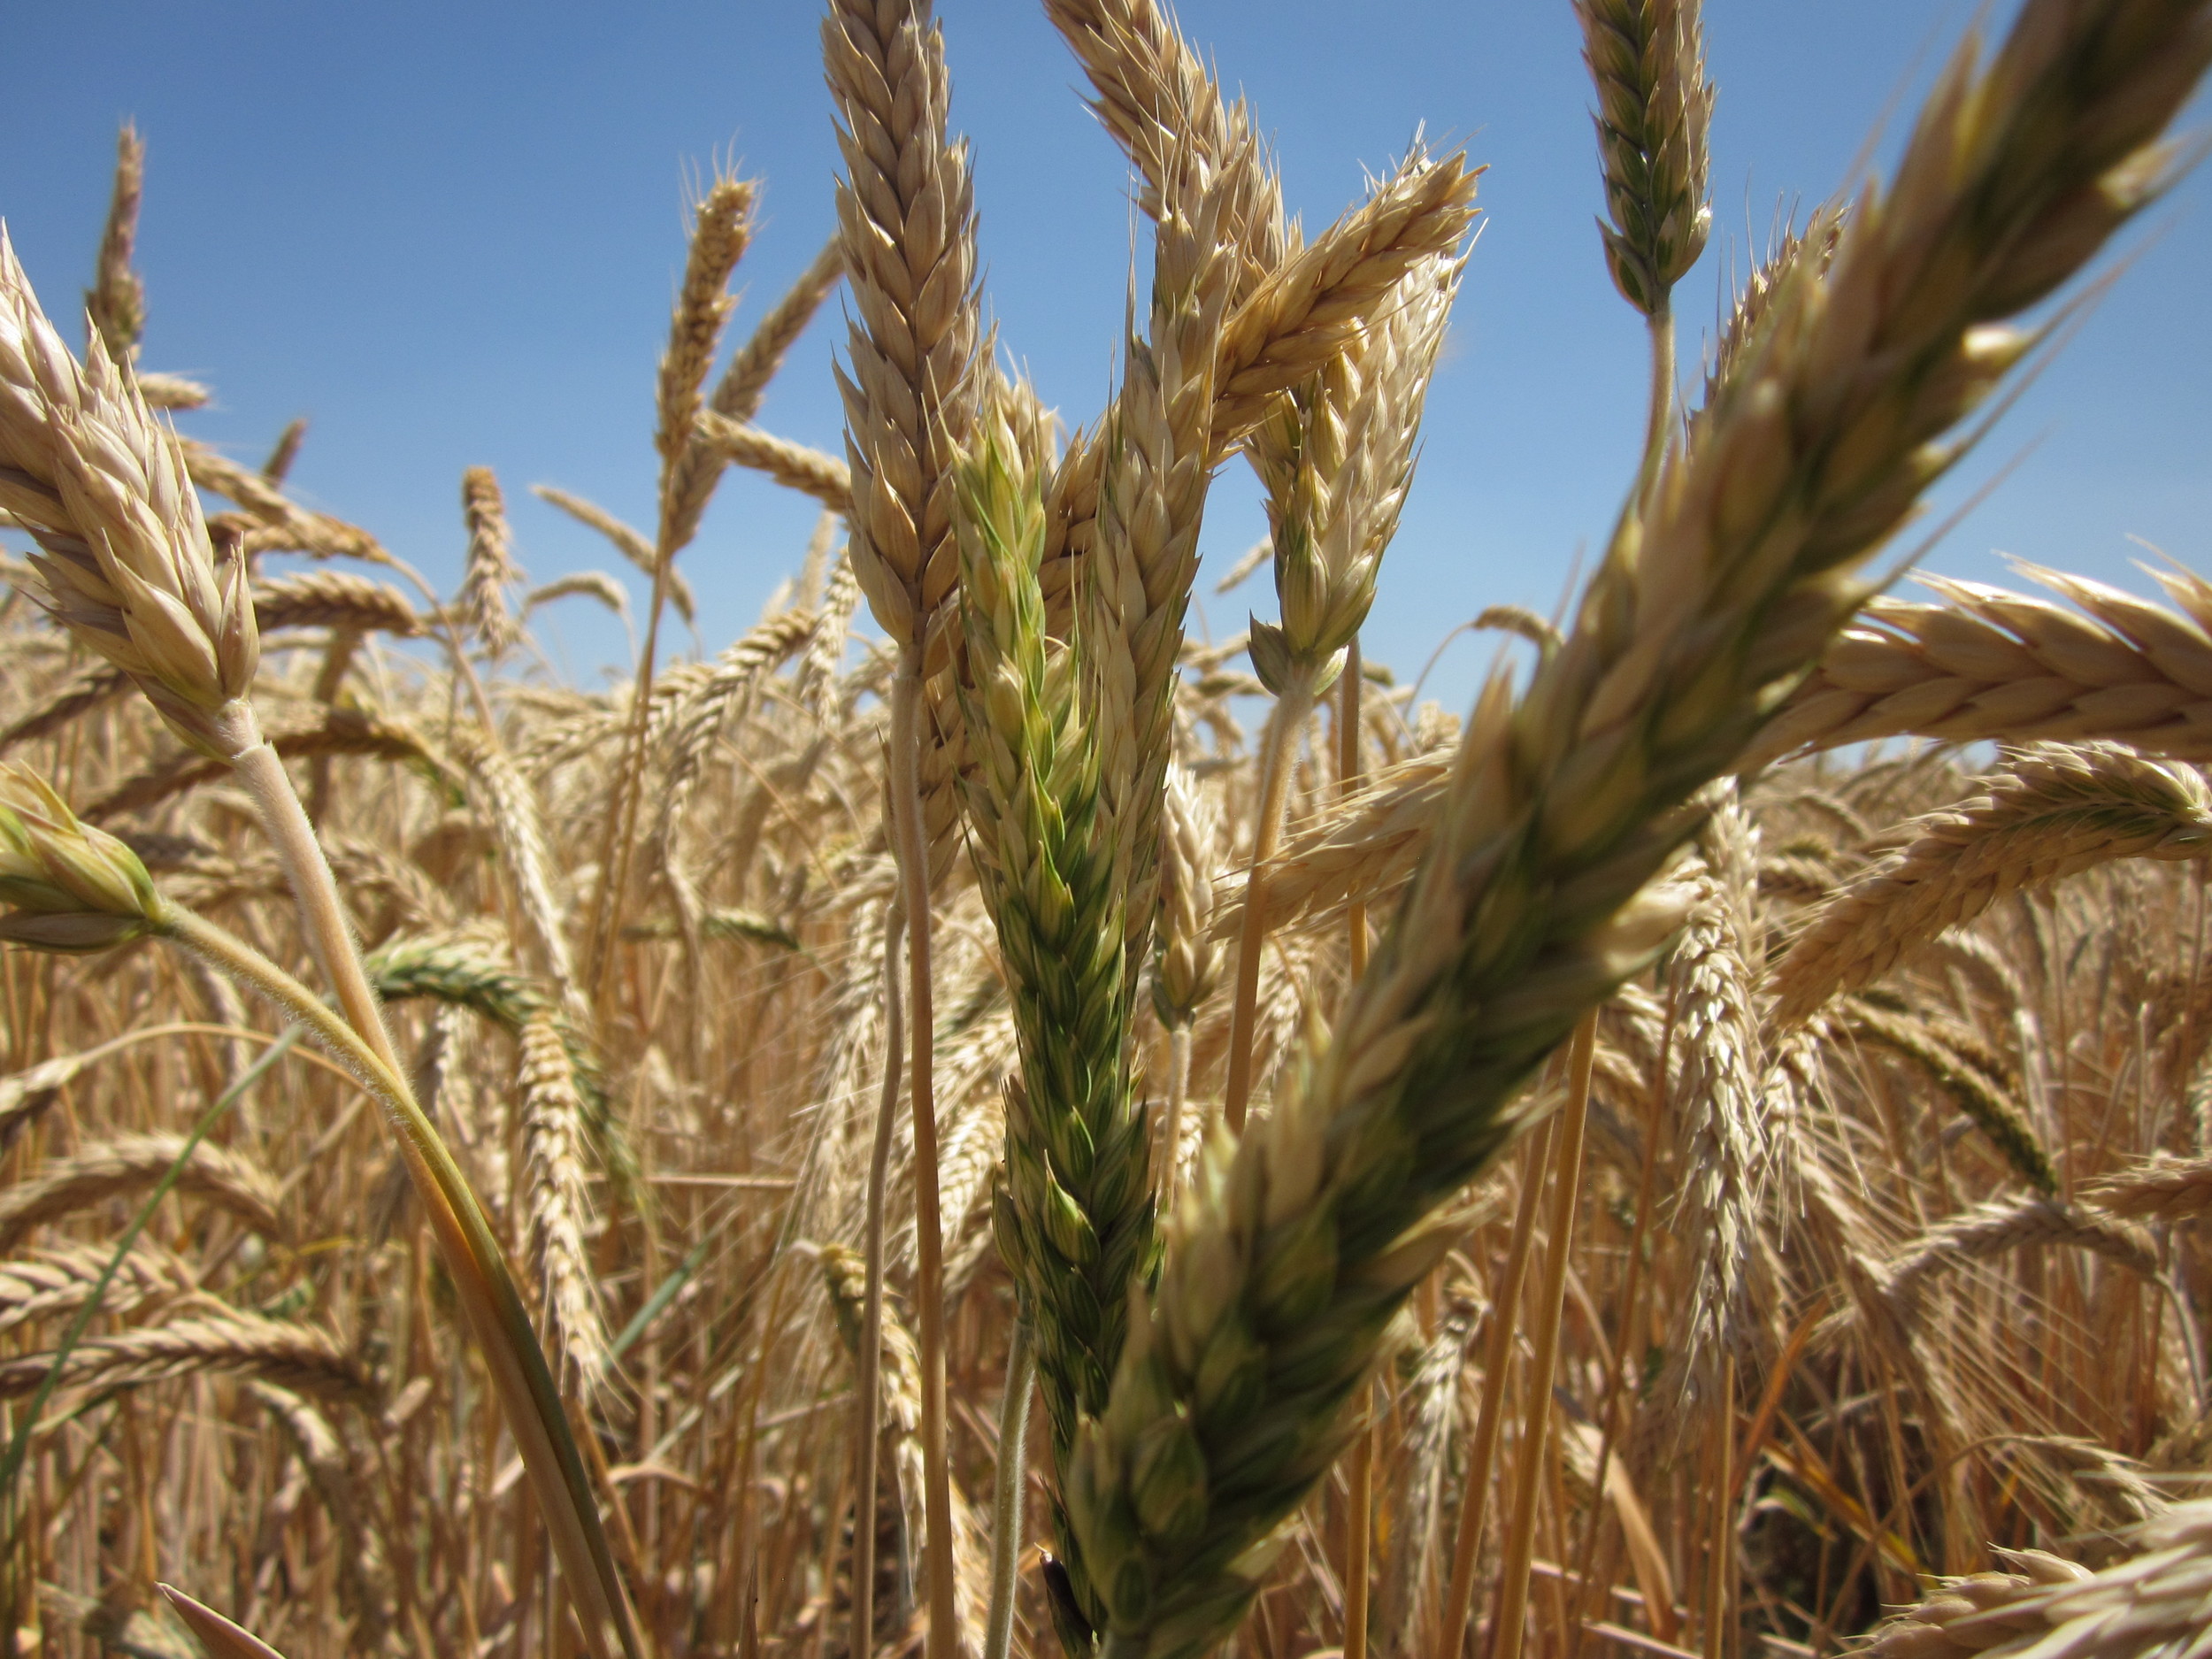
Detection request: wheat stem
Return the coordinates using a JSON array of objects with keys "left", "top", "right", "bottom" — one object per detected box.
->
[
  {"left": 225, "top": 737, "right": 402, "bottom": 1079},
  {"left": 856, "top": 899, "right": 905, "bottom": 1659},
  {"left": 1223, "top": 677, "right": 1314, "bottom": 1133},
  {"left": 1490, "top": 1012, "right": 1598, "bottom": 1659},
  {"left": 888, "top": 647, "right": 956, "bottom": 1659},
  {"left": 1343, "top": 1386, "right": 1376, "bottom": 1659},
  {"left": 984, "top": 1319, "right": 1036, "bottom": 1659},
  {"left": 1437, "top": 1115, "right": 1555, "bottom": 1659}
]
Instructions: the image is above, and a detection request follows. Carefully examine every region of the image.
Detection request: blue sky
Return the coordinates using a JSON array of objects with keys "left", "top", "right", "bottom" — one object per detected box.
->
[{"left": 4, "top": 3, "right": 2208, "bottom": 713}]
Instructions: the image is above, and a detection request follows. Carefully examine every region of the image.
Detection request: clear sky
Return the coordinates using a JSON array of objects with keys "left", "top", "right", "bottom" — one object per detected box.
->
[{"left": 4, "top": 2, "right": 2208, "bottom": 713}]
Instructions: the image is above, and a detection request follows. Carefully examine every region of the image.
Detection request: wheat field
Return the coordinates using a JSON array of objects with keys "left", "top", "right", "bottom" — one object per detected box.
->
[{"left": 4, "top": 3, "right": 2212, "bottom": 1657}]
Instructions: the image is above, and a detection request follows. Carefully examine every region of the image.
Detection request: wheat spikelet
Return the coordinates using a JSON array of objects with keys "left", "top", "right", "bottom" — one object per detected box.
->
[
  {"left": 459, "top": 465, "right": 524, "bottom": 660},
  {"left": 1063, "top": 1, "right": 2212, "bottom": 1643},
  {"left": 693, "top": 413, "right": 851, "bottom": 514},
  {"left": 1772, "top": 743, "right": 2212, "bottom": 1024},
  {"left": 86, "top": 124, "right": 147, "bottom": 363},
  {"left": 532, "top": 484, "right": 697, "bottom": 625},
  {"left": 0, "top": 1242, "right": 190, "bottom": 1337},
  {"left": 1574, "top": 0, "right": 1713, "bottom": 317},
  {"left": 518, "top": 1014, "right": 609, "bottom": 1391},
  {"left": 1752, "top": 569, "right": 2212, "bottom": 765},
  {"left": 0, "top": 1308, "right": 365, "bottom": 1400},
  {"left": 0, "top": 1133, "right": 282, "bottom": 1256}
]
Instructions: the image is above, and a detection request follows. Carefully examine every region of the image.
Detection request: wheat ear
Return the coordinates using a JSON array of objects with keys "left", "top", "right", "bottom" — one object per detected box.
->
[
  {"left": 0, "top": 1133, "right": 281, "bottom": 1256},
  {"left": 1041, "top": 0, "right": 1287, "bottom": 303},
  {"left": 459, "top": 465, "right": 524, "bottom": 660},
  {"left": 1576, "top": 0, "right": 1713, "bottom": 320},
  {"left": 1062, "top": 4, "right": 2212, "bottom": 1649},
  {"left": 1856, "top": 1511, "right": 2212, "bottom": 1659},
  {"left": 518, "top": 1013, "right": 610, "bottom": 1392},
  {"left": 1750, "top": 565, "right": 2212, "bottom": 764},
  {"left": 85, "top": 125, "right": 147, "bottom": 363},
  {"left": 1772, "top": 742, "right": 2212, "bottom": 1024}
]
